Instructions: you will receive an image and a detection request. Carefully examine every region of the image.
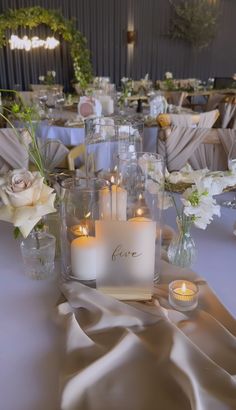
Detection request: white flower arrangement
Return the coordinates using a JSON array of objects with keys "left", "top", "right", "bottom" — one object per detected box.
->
[
  {"left": 39, "top": 71, "right": 56, "bottom": 85},
  {"left": 0, "top": 169, "right": 56, "bottom": 238},
  {"left": 138, "top": 155, "right": 236, "bottom": 230},
  {"left": 165, "top": 71, "right": 173, "bottom": 80}
]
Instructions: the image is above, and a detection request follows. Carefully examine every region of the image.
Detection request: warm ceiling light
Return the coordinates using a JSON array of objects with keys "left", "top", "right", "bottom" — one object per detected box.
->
[
  {"left": 9, "top": 34, "right": 60, "bottom": 51},
  {"left": 127, "top": 30, "right": 136, "bottom": 45}
]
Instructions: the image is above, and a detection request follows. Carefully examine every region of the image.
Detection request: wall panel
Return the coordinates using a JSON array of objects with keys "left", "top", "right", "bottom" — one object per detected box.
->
[{"left": 0, "top": 0, "right": 235, "bottom": 90}]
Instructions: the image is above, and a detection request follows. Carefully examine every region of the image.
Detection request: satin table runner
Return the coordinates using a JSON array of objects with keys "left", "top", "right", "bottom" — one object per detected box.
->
[{"left": 59, "top": 260, "right": 236, "bottom": 410}]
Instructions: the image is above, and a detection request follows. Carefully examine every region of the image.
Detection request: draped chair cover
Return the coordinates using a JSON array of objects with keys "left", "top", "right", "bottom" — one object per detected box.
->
[
  {"left": 158, "top": 127, "right": 234, "bottom": 171},
  {"left": 219, "top": 102, "right": 236, "bottom": 128},
  {"left": 0, "top": 128, "right": 29, "bottom": 174},
  {"left": 168, "top": 109, "right": 219, "bottom": 128}
]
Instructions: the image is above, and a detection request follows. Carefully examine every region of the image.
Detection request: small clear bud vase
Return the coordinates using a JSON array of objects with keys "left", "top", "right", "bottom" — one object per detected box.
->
[
  {"left": 167, "top": 217, "right": 196, "bottom": 268},
  {"left": 20, "top": 228, "right": 56, "bottom": 280}
]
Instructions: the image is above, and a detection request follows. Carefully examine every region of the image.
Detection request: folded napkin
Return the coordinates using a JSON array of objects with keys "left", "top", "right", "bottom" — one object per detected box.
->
[
  {"left": 64, "top": 116, "right": 84, "bottom": 128},
  {"left": 37, "top": 139, "right": 69, "bottom": 171}
]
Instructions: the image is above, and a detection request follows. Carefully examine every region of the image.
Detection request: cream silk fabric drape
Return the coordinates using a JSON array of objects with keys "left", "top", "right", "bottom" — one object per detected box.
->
[
  {"left": 58, "top": 260, "right": 236, "bottom": 410},
  {"left": 158, "top": 127, "right": 213, "bottom": 171},
  {"left": 0, "top": 128, "right": 29, "bottom": 174}
]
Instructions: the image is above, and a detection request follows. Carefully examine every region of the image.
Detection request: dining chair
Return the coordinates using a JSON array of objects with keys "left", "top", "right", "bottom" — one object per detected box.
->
[
  {"left": 157, "top": 109, "right": 219, "bottom": 129},
  {"left": 157, "top": 113, "right": 232, "bottom": 171},
  {"left": 218, "top": 98, "right": 236, "bottom": 128},
  {"left": 67, "top": 144, "right": 85, "bottom": 171},
  {"left": 0, "top": 128, "right": 29, "bottom": 174}
]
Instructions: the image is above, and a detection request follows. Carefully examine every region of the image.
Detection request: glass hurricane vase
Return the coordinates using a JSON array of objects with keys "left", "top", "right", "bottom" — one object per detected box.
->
[{"left": 167, "top": 217, "right": 196, "bottom": 269}]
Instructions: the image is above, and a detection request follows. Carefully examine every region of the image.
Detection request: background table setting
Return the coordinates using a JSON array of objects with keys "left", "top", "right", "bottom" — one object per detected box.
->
[{"left": 1, "top": 74, "right": 236, "bottom": 410}]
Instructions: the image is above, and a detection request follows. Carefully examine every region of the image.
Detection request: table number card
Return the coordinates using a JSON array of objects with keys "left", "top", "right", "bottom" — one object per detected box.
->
[{"left": 95, "top": 220, "right": 156, "bottom": 300}]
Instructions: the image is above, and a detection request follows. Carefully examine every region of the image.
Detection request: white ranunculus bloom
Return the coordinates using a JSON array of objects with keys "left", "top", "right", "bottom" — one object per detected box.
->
[{"left": 0, "top": 169, "right": 56, "bottom": 237}]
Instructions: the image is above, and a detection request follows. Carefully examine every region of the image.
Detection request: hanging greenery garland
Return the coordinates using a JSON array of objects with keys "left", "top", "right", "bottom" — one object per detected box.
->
[
  {"left": 0, "top": 6, "right": 92, "bottom": 89},
  {"left": 168, "top": 0, "right": 220, "bottom": 49}
]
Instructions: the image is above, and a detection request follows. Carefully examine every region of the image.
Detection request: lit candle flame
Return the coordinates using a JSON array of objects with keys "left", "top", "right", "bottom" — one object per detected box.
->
[
  {"left": 181, "top": 282, "right": 187, "bottom": 293},
  {"left": 71, "top": 224, "right": 89, "bottom": 237},
  {"left": 85, "top": 211, "right": 91, "bottom": 219},
  {"left": 81, "top": 226, "right": 88, "bottom": 237},
  {"left": 111, "top": 175, "right": 115, "bottom": 184},
  {"left": 138, "top": 193, "right": 143, "bottom": 200},
  {"left": 136, "top": 208, "right": 143, "bottom": 217}
]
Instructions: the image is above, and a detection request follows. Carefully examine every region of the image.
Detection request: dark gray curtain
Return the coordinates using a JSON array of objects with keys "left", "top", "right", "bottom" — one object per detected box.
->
[{"left": 0, "top": 0, "right": 235, "bottom": 91}]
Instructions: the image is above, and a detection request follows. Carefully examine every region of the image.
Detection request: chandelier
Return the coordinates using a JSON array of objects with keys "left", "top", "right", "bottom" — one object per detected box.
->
[{"left": 9, "top": 35, "right": 60, "bottom": 51}]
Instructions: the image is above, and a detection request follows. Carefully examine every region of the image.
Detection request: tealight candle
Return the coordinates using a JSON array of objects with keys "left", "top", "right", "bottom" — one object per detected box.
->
[{"left": 168, "top": 280, "right": 199, "bottom": 311}]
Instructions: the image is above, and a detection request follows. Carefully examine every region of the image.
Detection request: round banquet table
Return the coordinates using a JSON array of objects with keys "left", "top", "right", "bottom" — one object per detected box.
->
[
  {"left": 36, "top": 121, "right": 158, "bottom": 153},
  {"left": 0, "top": 191, "right": 235, "bottom": 410}
]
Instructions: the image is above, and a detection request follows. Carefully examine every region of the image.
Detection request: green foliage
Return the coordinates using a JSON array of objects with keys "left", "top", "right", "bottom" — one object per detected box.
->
[
  {"left": 0, "top": 6, "right": 92, "bottom": 88},
  {"left": 169, "top": 0, "right": 220, "bottom": 49}
]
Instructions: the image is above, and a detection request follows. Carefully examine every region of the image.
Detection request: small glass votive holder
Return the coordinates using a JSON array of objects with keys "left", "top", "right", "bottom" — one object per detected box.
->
[
  {"left": 20, "top": 231, "right": 56, "bottom": 280},
  {"left": 168, "top": 280, "right": 199, "bottom": 312}
]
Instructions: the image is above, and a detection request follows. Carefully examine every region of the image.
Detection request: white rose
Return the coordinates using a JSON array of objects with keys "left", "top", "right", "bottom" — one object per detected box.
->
[
  {"left": 0, "top": 170, "right": 56, "bottom": 237},
  {"left": 51, "top": 71, "right": 56, "bottom": 77},
  {"left": 39, "top": 76, "right": 45, "bottom": 82}
]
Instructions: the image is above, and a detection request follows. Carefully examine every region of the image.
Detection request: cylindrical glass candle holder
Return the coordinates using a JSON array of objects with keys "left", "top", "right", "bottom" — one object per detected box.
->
[
  {"left": 85, "top": 115, "right": 143, "bottom": 179},
  {"left": 60, "top": 177, "right": 107, "bottom": 285},
  {"left": 96, "top": 152, "right": 165, "bottom": 300},
  {"left": 168, "top": 280, "right": 199, "bottom": 311}
]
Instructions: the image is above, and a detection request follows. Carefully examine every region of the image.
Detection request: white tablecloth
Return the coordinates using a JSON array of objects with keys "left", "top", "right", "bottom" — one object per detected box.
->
[
  {"left": 37, "top": 123, "right": 158, "bottom": 153},
  {"left": 0, "top": 193, "right": 235, "bottom": 410}
]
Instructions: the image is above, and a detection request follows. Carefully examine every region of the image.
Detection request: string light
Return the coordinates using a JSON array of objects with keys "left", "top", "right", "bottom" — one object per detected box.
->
[{"left": 9, "top": 35, "right": 60, "bottom": 51}]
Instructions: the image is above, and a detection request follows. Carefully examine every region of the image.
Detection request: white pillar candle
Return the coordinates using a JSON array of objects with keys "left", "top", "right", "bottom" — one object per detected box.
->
[
  {"left": 99, "top": 186, "right": 111, "bottom": 220},
  {"left": 98, "top": 95, "right": 114, "bottom": 115},
  {"left": 99, "top": 184, "right": 127, "bottom": 221},
  {"left": 111, "top": 185, "right": 127, "bottom": 221},
  {"left": 71, "top": 235, "right": 97, "bottom": 280}
]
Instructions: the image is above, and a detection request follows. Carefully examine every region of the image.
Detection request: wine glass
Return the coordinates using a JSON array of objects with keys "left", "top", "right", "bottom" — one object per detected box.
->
[{"left": 221, "top": 137, "right": 236, "bottom": 209}]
